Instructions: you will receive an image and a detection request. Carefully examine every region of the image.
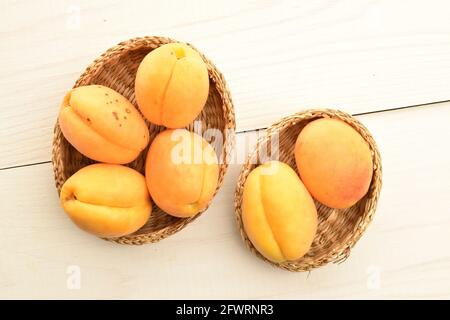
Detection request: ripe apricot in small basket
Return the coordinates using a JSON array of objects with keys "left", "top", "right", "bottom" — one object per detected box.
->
[
  {"left": 60, "top": 163, "right": 152, "bottom": 238},
  {"left": 135, "top": 43, "right": 209, "bottom": 128},
  {"left": 295, "top": 118, "right": 373, "bottom": 209},
  {"left": 58, "top": 85, "right": 149, "bottom": 164},
  {"left": 145, "top": 129, "right": 219, "bottom": 218},
  {"left": 242, "top": 161, "right": 318, "bottom": 263}
]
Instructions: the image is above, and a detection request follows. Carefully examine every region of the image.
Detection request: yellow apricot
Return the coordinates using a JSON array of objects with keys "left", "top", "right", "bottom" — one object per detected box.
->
[
  {"left": 145, "top": 129, "right": 219, "bottom": 217},
  {"left": 135, "top": 43, "right": 209, "bottom": 128},
  {"left": 58, "top": 85, "right": 149, "bottom": 164},
  {"left": 60, "top": 164, "right": 151, "bottom": 238},
  {"left": 295, "top": 118, "right": 373, "bottom": 209},
  {"left": 242, "top": 161, "right": 318, "bottom": 263}
]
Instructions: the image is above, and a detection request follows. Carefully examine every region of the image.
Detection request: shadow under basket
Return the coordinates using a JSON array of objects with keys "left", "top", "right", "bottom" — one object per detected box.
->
[
  {"left": 234, "top": 109, "right": 382, "bottom": 271},
  {"left": 52, "top": 36, "right": 235, "bottom": 245}
]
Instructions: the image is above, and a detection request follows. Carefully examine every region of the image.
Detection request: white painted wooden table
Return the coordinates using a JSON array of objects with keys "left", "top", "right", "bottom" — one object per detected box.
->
[{"left": 1, "top": 0, "right": 450, "bottom": 299}]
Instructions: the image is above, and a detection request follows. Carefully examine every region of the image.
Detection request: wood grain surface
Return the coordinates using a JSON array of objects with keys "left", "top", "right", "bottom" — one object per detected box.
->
[{"left": 1, "top": 0, "right": 450, "bottom": 299}]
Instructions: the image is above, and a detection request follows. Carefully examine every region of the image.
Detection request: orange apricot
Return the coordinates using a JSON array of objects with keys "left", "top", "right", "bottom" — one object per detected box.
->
[
  {"left": 60, "top": 164, "right": 151, "bottom": 238},
  {"left": 295, "top": 118, "right": 373, "bottom": 209},
  {"left": 135, "top": 43, "right": 209, "bottom": 128},
  {"left": 58, "top": 85, "right": 149, "bottom": 164},
  {"left": 242, "top": 161, "right": 318, "bottom": 263},
  {"left": 145, "top": 129, "right": 219, "bottom": 217}
]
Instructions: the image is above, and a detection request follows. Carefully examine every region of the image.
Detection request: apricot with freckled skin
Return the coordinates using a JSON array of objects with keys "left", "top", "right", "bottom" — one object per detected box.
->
[
  {"left": 60, "top": 163, "right": 152, "bottom": 238},
  {"left": 135, "top": 43, "right": 209, "bottom": 128},
  {"left": 242, "top": 161, "right": 318, "bottom": 263},
  {"left": 58, "top": 85, "right": 149, "bottom": 164},
  {"left": 295, "top": 118, "right": 373, "bottom": 209},
  {"left": 145, "top": 129, "right": 219, "bottom": 218}
]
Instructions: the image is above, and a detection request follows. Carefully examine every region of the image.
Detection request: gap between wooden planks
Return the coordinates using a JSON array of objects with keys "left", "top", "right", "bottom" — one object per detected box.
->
[
  {"left": 0, "top": 103, "right": 449, "bottom": 299},
  {"left": 0, "top": 100, "right": 448, "bottom": 171}
]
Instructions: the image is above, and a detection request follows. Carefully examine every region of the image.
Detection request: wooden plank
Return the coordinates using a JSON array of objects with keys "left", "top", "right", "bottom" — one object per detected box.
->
[
  {"left": 1, "top": 103, "right": 449, "bottom": 299},
  {"left": 2, "top": 0, "right": 450, "bottom": 168}
]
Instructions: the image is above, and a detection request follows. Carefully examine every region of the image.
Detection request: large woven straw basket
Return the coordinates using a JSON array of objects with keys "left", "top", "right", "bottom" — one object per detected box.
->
[
  {"left": 234, "top": 109, "right": 382, "bottom": 271},
  {"left": 52, "top": 36, "right": 235, "bottom": 245}
]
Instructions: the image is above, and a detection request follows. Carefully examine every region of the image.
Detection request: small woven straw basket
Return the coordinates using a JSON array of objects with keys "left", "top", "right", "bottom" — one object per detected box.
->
[
  {"left": 52, "top": 36, "right": 235, "bottom": 245},
  {"left": 234, "top": 109, "right": 382, "bottom": 271}
]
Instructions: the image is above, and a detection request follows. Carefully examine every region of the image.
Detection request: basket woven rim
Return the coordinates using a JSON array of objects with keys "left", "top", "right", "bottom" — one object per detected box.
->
[
  {"left": 234, "top": 108, "right": 382, "bottom": 271},
  {"left": 52, "top": 36, "right": 236, "bottom": 245}
]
